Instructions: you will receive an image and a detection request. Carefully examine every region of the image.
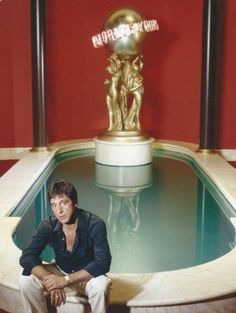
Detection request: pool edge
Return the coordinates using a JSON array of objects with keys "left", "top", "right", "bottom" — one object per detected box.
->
[{"left": 1, "top": 139, "right": 236, "bottom": 311}]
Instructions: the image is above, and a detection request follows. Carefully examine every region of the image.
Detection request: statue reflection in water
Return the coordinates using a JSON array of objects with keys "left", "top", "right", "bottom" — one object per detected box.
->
[
  {"left": 106, "top": 191, "right": 143, "bottom": 272},
  {"left": 107, "top": 192, "right": 140, "bottom": 241},
  {"left": 95, "top": 164, "right": 152, "bottom": 272}
]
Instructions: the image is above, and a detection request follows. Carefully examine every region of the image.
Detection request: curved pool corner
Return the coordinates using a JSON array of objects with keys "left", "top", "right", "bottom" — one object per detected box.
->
[{"left": 1, "top": 139, "right": 236, "bottom": 313}]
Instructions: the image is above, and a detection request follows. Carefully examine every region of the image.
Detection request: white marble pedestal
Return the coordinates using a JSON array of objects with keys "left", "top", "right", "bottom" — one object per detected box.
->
[{"left": 94, "top": 132, "right": 154, "bottom": 166}]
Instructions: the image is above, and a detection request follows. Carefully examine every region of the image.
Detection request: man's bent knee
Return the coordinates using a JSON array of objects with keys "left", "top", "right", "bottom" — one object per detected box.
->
[
  {"left": 19, "top": 274, "right": 44, "bottom": 293},
  {"left": 86, "top": 275, "right": 112, "bottom": 296}
]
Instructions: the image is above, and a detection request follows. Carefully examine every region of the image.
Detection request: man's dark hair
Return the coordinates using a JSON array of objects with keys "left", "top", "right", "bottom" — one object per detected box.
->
[{"left": 48, "top": 180, "right": 78, "bottom": 205}]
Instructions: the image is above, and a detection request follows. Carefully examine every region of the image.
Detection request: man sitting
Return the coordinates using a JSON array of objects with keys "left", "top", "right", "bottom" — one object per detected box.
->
[{"left": 19, "top": 180, "right": 112, "bottom": 313}]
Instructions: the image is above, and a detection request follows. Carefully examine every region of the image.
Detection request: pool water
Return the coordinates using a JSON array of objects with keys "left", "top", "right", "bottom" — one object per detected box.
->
[{"left": 13, "top": 150, "right": 235, "bottom": 273}]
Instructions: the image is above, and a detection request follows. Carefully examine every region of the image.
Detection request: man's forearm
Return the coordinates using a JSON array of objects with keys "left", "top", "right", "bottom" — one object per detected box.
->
[
  {"left": 31, "top": 265, "right": 93, "bottom": 291},
  {"left": 31, "top": 265, "right": 52, "bottom": 281},
  {"left": 31, "top": 265, "right": 67, "bottom": 306},
  {"left": 67, "top": 269, "right": 92, "bottom": 286}
]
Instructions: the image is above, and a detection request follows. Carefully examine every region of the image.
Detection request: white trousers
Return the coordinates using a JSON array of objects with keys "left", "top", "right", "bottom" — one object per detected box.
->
[{"left": 18, "top": 265, "right": 112, "bottom": 313}]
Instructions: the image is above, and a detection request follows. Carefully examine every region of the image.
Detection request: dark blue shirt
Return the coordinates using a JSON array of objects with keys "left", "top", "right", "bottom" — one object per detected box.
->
[{"left": 20, "top": 208, "right": 112, "bottom": 277}]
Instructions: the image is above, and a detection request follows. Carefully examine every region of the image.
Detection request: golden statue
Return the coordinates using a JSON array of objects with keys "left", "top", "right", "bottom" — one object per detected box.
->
[
  {"left": 104, "top": 53, "right": 122, "bottom": 131},
  {"left": 121, "top": 55, "right": 144, "bottom": 130},
  {"left": 105, "top": 53, "right": 144, "bottom": 131},
  {"left": 93, "top": 8, "right": 158, "bottom": 145},
  {"left": 103, "top": 8, "right": 147, "bottom": 136}
]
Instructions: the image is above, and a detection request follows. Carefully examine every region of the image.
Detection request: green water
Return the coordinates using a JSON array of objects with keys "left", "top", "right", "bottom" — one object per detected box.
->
[{"left": 13, "top": 149, "right": 235, "bottom": 273}]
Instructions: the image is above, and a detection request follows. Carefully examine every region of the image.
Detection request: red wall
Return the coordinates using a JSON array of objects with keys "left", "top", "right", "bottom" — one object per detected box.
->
[
  {"left": 0, "top": 0, "right": 236, "bottom": 149},
  {"left": 0, "top": 160, "right": 18, "bottom": 177},
  {"left": 217, "top": 0, "right": 236, "bottom": 147},
  {"left": 46, "top": 0, "right": 202, "bottom": 144},
  {"left": 0, "top": 0, "right": 32, "bottom": 147}
]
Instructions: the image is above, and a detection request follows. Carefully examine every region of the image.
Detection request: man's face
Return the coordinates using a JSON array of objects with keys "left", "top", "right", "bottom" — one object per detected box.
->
[{"left": 50, "top": 193, "right": 76, "bottom": 224}]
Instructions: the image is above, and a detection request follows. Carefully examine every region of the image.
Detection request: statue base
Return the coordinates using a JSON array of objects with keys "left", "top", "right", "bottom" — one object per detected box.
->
[
  {"left": 95, "top": 162, "right": 153, "bottom": 193},
  {"left": 94, "top": 130, "right": 154, "bottom": 166}
]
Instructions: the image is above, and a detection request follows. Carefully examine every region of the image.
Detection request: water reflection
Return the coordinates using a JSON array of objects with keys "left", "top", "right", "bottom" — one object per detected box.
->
[
  {"left": 196, "top": 181, "right": 235, "bottom": 262},
  {"left": 95, "top": 163, "right": 153, "bottom": 271},
  {"left": 12, "top": 155, "right": 235, "bottom": 273}
]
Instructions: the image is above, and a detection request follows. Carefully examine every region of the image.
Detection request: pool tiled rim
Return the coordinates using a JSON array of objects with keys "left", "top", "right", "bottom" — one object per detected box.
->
[{"left": 1, "top": 139, "right": 236, "bottom": 313}]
